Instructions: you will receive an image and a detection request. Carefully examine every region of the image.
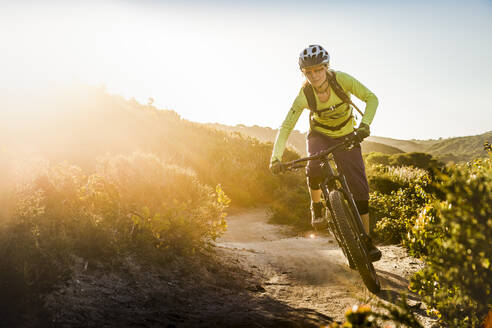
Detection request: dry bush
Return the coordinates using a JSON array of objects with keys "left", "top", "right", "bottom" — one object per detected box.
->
[{"left": 0, "top": 152, "right": 228, "bottom": 318}]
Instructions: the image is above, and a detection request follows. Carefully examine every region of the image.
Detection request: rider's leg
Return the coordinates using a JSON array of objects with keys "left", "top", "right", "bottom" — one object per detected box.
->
[
  {"left": 356, "top": 200, "right": 381, "bottom": 261},
  {"left": 355, "top": 200, "right": 370, "bottom": 235},
  {"left": 306, "top": 131, "right": 330, "bottom": 230},
  {"left": 309, "top": 187, "right": 322, "bottom": 202},
  {"left": 360, "top": 213, "right": 370, "bottom": 235},
  {"left": 307, "top": 176, "right": 327, "bottom": 229}
]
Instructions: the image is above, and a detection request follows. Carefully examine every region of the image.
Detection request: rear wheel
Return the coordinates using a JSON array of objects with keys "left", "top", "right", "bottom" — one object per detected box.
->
[{"left": 328, "top": 190, "right": 381, "bottom": 293}]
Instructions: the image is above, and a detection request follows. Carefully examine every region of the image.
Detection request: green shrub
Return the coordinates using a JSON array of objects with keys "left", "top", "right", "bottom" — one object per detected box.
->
[
  {"left": 370, "top": 171, "right": 432, "bottom": 243},
  {"left": 268, "top": 170, "right": 311, "bottom": 229},
  {"left": 388, "top": 152, "right": 442, "bottom": 170},
  {"left": 403, "top": 204, "right": 442, "bottom": 257},
  {"left": 408, "top": 156, "right": 492, "bottom": 326},
  {"left": 93, "top": 153, "right": 228, "bottom": 256},
  {"left": 365, "top": 152, "right": 390, "bottom": 166},
  {"left": 367, "top": 164, "right": 429, "bottom": 194}
]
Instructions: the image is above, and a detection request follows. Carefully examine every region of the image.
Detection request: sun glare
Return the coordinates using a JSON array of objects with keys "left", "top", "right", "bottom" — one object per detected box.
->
[{"left": 1, "top": 1, "right": 491, "bottom": 139}]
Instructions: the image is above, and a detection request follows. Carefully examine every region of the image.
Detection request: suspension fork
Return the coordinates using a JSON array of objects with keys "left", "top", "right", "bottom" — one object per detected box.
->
[
  {"left": 319, "top": 158, "right": 337, "bottom": 213},
  {"left": 337, "top": 172, "right": 369, "bottom": 239},
  {"left": 320, "top": 156, "right": 369, "bottom": 240}
]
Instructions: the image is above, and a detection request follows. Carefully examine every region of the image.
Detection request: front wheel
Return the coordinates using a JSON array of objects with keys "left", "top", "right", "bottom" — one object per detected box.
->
[{"left": 328, "top": 190, "right": 381, "bottom": 293}]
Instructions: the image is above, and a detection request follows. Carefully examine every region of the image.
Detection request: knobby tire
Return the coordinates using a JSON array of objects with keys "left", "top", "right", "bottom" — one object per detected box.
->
[{"left": 327, "top": 190, "right": 381, "bottom": 293}]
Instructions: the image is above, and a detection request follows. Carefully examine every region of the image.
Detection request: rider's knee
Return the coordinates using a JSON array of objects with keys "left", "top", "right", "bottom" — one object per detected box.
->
[
  {"left": 355, "top": 200, "right": 369, "bottom": 215},
  {"left": 307, "top": 176, "right": 323, "bottom": 190}
]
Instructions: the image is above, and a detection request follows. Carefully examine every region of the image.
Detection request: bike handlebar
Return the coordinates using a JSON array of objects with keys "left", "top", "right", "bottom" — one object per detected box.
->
[{"left": 280, "top": 133, "right": 363, "bottom": 173}]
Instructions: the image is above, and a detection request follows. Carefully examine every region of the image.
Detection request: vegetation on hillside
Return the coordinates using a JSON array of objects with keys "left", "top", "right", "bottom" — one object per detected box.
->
[
  {"left": 365, "top": 152, "right": 443, "bottom": 170},
  {"left": 0, "top": 86, "right": 298, "bottom": 209},
  {"left": 0, "top": 87, "right": 305, "bottom": 323},
  {"left": 422, "top": 130, "right": 492, "bottom": 163},
  {"left": 407, "top": 155, "right": 492, "bottom": 327},
  {"left": 366, "top": 147, "right": 492, "bottom": 326},
  {"left": 370, "top": 132, "right": 492, "bottom": 163},
  {"left": 0, "top": 153, "right": 229, "bottom": 323},
  {"left": 207, "top": 123, "right": 308, "bottom": 157}
]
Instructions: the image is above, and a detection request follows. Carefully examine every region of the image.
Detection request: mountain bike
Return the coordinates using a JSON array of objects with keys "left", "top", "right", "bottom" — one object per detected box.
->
[{"left": 281, "top": 133, "right": 381, "bottom": 293}]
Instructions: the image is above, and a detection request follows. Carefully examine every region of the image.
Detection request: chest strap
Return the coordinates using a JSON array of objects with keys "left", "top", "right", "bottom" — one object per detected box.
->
[
  {"left": 309, "top": 111, "right": 353, "bottom": 131},
  {"left": 314, "top": 102, "right": 346, "bottom": 114}
]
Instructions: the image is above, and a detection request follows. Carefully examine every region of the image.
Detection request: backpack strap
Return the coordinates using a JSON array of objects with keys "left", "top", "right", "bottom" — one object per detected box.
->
[
  {"left": 303, "top": 72, "right": 358, "bottom": 113},
  {"left": 303, "top": 82, "right": 317, "bottom": 112},
  {"left": 326, "top": 70, "right": 363, "bottom": 116}
]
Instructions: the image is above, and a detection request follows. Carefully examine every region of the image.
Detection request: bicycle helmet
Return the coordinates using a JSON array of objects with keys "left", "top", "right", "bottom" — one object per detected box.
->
[{"left": 299, "top": 45, "right": 330, "bottom": 69}]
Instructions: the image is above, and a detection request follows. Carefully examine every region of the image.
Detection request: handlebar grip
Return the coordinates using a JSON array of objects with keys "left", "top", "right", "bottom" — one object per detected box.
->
[{"left": 284, "top": 163, "right": 305, "bottom": 172}]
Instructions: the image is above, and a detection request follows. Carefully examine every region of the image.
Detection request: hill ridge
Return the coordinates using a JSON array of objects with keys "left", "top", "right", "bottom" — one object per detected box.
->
[
  {"left": 206, "top": 123, "right": 405, "bottom": 157},
  {"left": 206, "top": 123, "right": 491, "bottom": 163}
]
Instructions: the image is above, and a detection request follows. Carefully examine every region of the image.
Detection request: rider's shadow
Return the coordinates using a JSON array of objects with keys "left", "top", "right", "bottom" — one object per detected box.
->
[
  {"left": 373, "top": 269, "right": 436, "bottom": 319},
  {"left": 376, "top": 268, "right": 411, "bottom": 287}
]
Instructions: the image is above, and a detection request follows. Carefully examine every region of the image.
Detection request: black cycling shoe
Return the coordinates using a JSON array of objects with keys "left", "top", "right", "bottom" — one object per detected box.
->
[
  {"left": 310, "top": 202, "right": 328, "bottom": 230},
  {"left": 363, "top": 235, "right": 382, "bottom": 262}
]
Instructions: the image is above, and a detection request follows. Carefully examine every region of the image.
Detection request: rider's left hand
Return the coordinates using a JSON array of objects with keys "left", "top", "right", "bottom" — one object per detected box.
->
[
  {"left": 355, "top": 123, "right": 370, "bottom": 141},
  {"left": 269, "top": 160, "right": 285, "bottom": 175}
]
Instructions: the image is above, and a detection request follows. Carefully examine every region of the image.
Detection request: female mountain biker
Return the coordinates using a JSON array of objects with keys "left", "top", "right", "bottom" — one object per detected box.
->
[{"left": 269, "top": 44, "right": 381, "bottom": 261}]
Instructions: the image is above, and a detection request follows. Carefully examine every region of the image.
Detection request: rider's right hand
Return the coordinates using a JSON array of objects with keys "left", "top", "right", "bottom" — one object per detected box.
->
[
  {"left": 269, "top": 160, "right": 285, "bottom": 175},
  {"left": 355, "top": 123, "right": 370, "bottom": 141}
]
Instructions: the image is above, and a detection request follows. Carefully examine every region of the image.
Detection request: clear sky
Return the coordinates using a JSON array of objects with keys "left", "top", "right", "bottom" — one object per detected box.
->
[{"left": 1, "top": 0, "right": 491, "bottom": 139}]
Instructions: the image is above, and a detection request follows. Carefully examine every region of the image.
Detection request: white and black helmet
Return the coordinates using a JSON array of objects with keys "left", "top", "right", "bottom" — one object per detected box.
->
[{"left": 299, "top": 45, "right": 330, "bottom": 69}]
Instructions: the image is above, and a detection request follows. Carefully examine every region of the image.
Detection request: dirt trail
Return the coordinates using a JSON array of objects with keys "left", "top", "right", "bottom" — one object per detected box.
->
[
  {"left": 218, "top": 208, "right": 436, "bottom": 326},
  {"left": 38, "top": 208, "right": 437, "bottom": 327}
]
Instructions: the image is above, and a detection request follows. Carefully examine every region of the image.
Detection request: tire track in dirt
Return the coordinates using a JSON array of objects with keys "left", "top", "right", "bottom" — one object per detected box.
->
[{"left": 218, "top": 208, "right": 437, "bottom": 326}]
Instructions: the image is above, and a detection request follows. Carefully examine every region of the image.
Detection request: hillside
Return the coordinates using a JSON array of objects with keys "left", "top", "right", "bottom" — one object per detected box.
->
[
  {"left": 0, "top": 86, "right": 300, "bottom": 208},
  {"left": 370, "top": 132, "right": 492, "bottom": 163},
  {"left": 367, "top": 136, "right": 425, "bottom": 153},
  {"left": 361, "top": 141, "right": 403, "bottom": 155},
  {"left": 207, "top": 123, "right": 491, "bottom": 163},
  {"left": 207, "top": 123, "right": 404, "bottom": 157},
  {"left": 421, "top": 131, "right": 492, "bottom": 163},
  {"left": 207, "top": 123, "right": 307, "bottom": 156}
]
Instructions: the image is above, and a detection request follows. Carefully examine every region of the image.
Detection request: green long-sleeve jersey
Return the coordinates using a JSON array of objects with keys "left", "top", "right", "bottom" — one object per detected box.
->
[{"left": 271, "top": 70, "right": 378, "bottom": 162}]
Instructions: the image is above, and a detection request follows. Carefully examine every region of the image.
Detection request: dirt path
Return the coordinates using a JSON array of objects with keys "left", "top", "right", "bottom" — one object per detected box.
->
[
  {"left": 39, "top": 208, "right": 437, "bottom": 327},
  {"left": 217, "top": 208, "right": 437, "bottom": 326}
]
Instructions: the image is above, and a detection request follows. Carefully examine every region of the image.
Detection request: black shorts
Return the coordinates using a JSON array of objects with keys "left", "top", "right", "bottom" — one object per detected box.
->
[{"left": 305, "top": 130, "right": 369, "bottom": 201}]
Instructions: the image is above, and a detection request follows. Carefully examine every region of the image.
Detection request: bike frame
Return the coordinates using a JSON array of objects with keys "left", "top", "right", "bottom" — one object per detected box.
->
[
  {"left": 282, "top": 135, "right": 381, "bottom": 292},
  {"left": 320, "top": 153, "right": 368, "bottom": 242},
  {"left": 285, "top": 136, "right": 369, "bottom": 241}
]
